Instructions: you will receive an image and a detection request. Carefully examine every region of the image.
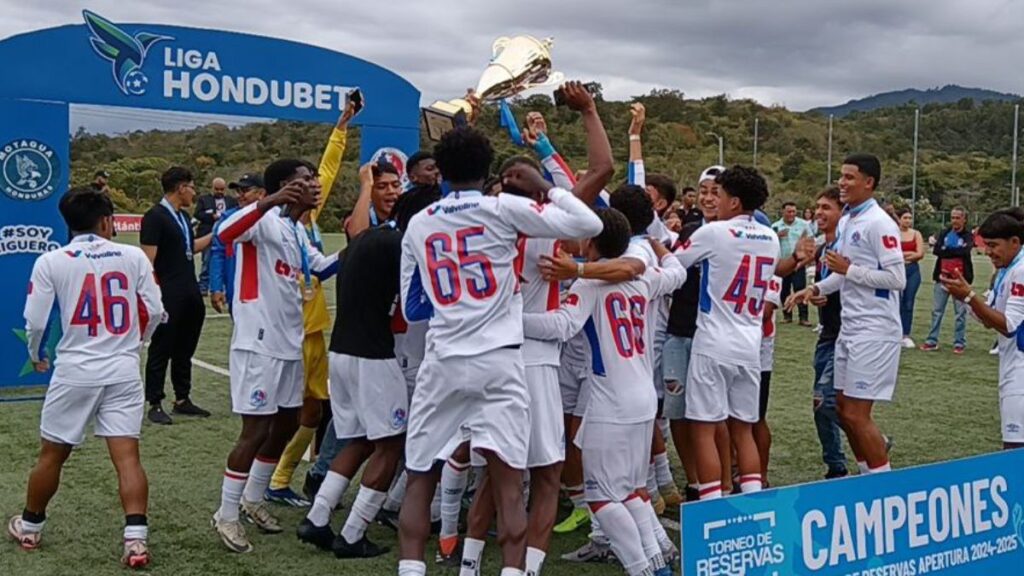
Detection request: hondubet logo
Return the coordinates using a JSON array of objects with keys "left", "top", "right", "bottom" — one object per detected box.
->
[
  {"left": 0, "top": 140, "right": 59, "bottom": 201},
  {"left": 83, "top": 10, "right": 172, "bottom": 96}
]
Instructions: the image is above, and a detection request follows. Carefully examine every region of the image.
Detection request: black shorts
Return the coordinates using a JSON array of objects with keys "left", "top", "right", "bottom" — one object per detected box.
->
[{"left": 759, "top": 371, "right": 772, "bottom": 421}]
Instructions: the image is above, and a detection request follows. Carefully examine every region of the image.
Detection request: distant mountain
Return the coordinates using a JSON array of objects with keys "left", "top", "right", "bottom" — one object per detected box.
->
[{"left": 810, "top": 85, "right": 1020, "bottom": 117}]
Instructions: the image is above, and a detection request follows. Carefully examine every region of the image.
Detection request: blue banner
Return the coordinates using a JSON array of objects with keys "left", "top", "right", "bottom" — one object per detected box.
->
[
  {"left": 680, "top": 450, "right": 1024, "bottom": 575},
  {"left": 0, "top": 99, "right": 69, "bottom": 388}
]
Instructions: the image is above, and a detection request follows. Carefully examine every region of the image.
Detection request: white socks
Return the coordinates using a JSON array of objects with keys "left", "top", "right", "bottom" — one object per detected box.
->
[
  {"left": 653, "top": 451, "right": 673, "bottom": 488},
  {"left": 647, "top": 501, "right": 676, "bottom": 555},
  {"left": 698, "top": 481, "right": 722, "bottom": 500},
  {"left": 500, "top": 569, "right": 525, "bottom": 576},
  {"left": 525, "top": 546, "right": 546, "bottom": 576},
  {"left": 869, "top": 462, "right": 892, "bottom": 474},
  {"left": 440, "top": 458, "right": 470, "bottom": 538},
  {"left": 217, "top": 468, "right": 248, "bottom": 522},
  {"left": 594, "top": 503, "right": 649, "bottom": 576},
  {"left": 124, "top": 523, "right": 148, "bottom": 541},
  {"left": 307, "top": 471, "right": 350, "bottom": 527},
  {"left": 739, "top": 473, "right": 763, "bottom": 494},
  {"left": 341, "top": 486, "right": 387, "bottom": 544},
  {"left": 460, "top": 537, "right": 486, "bottom": 576},
  {"left": 242, "top": 457, "right": 277, "bottom": 504},
  {"left": 398, "top": 559, "right": 427, "bottom": 575},
  {"left": 857, "top": 460, "right": 870, "bottom": 474},
  {"left": 625, "top": 497, "right": 665, "bottom": 571},
  {"left": 384, "top": 469, "right": 407, "bottom": 512}
]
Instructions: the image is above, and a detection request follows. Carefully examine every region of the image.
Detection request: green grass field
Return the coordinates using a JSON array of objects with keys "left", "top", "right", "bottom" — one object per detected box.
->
[{"left": 0, "top": 234, "right": 1005, "bottom": 575}]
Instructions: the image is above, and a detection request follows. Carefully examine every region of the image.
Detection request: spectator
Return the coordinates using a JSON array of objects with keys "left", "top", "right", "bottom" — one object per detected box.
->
[
  {"left": 91, "top": 170, "right": 110, "bottom": 193},
  {"left": 921, "top": 207, "right": 973, "bottom": 354},
  {"left": 406, "top": 151, "right": 440, "bottom": 187},
  {"left": 194, "top": 177, "right": 238, "bottom": 295},
  {"left": 209, "top": 173, "right": 266, "bottom": 314},
  {"left": 140, "top": 167, "right": 214, "bottom": 424},
  {"left": 645, "top": 173, "right": 677, "bottom": 218},
  {"left": 803, "top": 207, "right": 818, "bottom": 236},
  {"left": 897, "top": 209, "right": 926, "bottom": 348},
  {"left": 676, "top": 186, "right": 702, "bottom": 226},
  {"left": 772, "top": 201, "right": 813, "bottom": 326}
]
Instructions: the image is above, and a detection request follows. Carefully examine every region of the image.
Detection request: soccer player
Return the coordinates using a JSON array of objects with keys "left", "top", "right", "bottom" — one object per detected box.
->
[
  {"left": 396, "top": 126, "right": 602, "bottom": 576},
  {"left": 523, "top": 210, "right": 687, "bottom": 576},
  {"left": 787, "top": 154, "right": 906, "bottom": 475},
  {"left": 211, "top": 160, "right": 339, "bottom": 553},
  {"left": 407, "top": 151, "right": 440, "bottom": 187},
  {"left": 345, "top": 160, "right": 402, "bottom": 237},
  {"left": 298, "top": 184, "right": 441, "bottom": 557},
  {"left": 210, "top": 173, "right": 266, "bottom": 314},
  {"left": 754, "top": 275, "right": 782, "bottom": 485},
  {"left": 9, "top": 188, "right": 164, "bottom": 568},
  {"left": 938, "top": 209, "right": 1024, "bottom": 450},
  {"left": 674, "top": 165, "right": 780, "bottom": 500}
]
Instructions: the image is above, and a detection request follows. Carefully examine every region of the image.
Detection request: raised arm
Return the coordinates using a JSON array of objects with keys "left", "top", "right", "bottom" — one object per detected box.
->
[
  {"left": 627, "top": 102, "right": 645, "bottom": 188},
  {"left": 218, "top": 185, "right": 301, "bottom": 245},
  {"left": 500, "top": 167, "right": 602, "bottom": 240},
  {"left": 314, "top": 101, "right": 358, "bottom": 223},
  {"left": 563, "top": 82, "right": 614, "bottom": 205},
  {"left": 345, "top": 162, "right": 376, "bottom": 238}
]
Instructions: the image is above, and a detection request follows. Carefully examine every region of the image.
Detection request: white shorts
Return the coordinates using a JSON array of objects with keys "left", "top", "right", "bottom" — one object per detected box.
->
[
  {"left": 527, "top": 365, "right": 565, "bottom": 468},
  {"left": 405, "top": 347, "right": 530, "bottom": 472},
  {"left": 833, "top": 339, "right": 900, "bottom": 402},
  {"left": 229, "top": 349, "right": 303, "bottom": 415},
  {"left": 558, "top": 362, "right": 588, "bottom": 415},
  {"left": 684, "top": 353, "right": 761, "bottom": 423},
  {"left": 40, "top": 380, "right": 143, "bottom": 446},
  {"left": 329, "top": 353, "right": 409, "bottom": 441},
  {"left": 578, "top": 419, "right": 653, "bottom": 503},
  {"left": 574, "top": 373, "right": 594, "bottom": 418},
  {"left": 1001, "top": 395, "right": 1024, "bottom": 443}
]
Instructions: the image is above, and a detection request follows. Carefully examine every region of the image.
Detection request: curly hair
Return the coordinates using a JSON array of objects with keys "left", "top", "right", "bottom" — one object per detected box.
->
[
  {"left": 610, "top": 184, "right": 654, "bottom": 235},
  {"left": 591, "top": 208, "right": 631, "bottom": 259},
  {"left": 263, "top": 159, "right": 306, "bottom": 194},
  {"left": 715, "top": 165, "right": 769, "bottom": 211},
  {"left": 393, "top": 183, "right": 442, "bottom": 232},
  {"left": 433, "top": 126, "right": 494, "bottom": 184}
]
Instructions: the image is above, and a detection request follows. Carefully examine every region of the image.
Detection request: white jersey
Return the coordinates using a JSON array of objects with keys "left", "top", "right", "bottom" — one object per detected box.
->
[
  {"left": 23, "top": 235, "right": 164, "bottom": 386},
  {"left": 523, "top": 256, "right": 686, "bottom": 423},
  {"left": 400, "top": 188, "right": 602, "bottom": 360},
  {"left": 989, "top": 258, "right": 1024, "bottom": 398},
  {"left": 819, "top": 199, "right": 905, "bottom": 342},
  {"left": 518, "top": 237, "right": 563, "bottom": 366},
  {"left": 760, "top": 276, "right": 783, "bottom": 372},
  {"left": 218, "top": 203, "right": 338, "bottom": 360},
  {"left": 675, "top": 215, "right": 781, "bottom": 368}
]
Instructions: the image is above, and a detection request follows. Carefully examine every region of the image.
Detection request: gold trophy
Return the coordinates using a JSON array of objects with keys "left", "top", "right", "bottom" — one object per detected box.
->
[{"left": 422, "top": 35, "right": 564, "bottom": 141}]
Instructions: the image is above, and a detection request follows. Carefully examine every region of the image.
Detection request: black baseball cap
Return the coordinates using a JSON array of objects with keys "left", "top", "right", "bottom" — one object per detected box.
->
[
  {"left": 229, "top": 173, "right": 264, "bottom": 190},
  {"left": 95, "top": 170, "right": 110, "bottom": 178}
]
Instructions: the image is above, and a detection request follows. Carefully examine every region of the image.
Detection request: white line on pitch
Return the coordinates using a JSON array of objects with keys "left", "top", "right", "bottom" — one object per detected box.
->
[
  {"left": 192, "top": 358, "right": 230, "bottom": 377},
  {"left": 205, "top": 305, "right": 337, "bottom": 320}
]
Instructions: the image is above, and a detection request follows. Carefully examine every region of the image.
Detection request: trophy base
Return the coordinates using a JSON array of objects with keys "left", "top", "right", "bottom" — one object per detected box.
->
[{"left": 422, "top": 101, "right": 469, "bottom": 141}]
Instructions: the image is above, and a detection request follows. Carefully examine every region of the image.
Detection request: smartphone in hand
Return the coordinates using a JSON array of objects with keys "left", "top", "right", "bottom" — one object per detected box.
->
[{"left": 347, "top": 88, "right": 364, "bottom": 114}]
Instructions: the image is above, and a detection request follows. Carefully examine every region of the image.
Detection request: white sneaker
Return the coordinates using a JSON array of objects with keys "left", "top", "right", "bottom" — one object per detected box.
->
[
  {"left": 240, "top": 499, "right": 282, "bottom": 533},
  {"left": 990, "top": 345, "right": 999, "bottom": 356},
  {"left": 902, "top": 337, "right": 916, "bottom": 349},
  {"left": 212, "top": 512, "right": 253, "bottom": 553},
  {"left": 121, "top": 539, "right": 150, "bottom": 569}
]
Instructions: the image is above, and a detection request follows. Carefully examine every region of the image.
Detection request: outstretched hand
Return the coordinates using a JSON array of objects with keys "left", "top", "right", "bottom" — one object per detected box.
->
[
  {"left": 629, "top": 102, "right": 646, "bottom": 136},
  {"left": 562, "top": 81, "right": 596, "bottom": 114},
  {"left": 939, "top": 269, "right": 973, "bottom": 300},
  {"left": 539, "top": 248, "right": 580, "bottom": 282}
]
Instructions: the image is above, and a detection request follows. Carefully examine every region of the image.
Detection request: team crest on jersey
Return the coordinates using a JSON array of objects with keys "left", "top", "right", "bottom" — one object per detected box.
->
[
  {"left": 249, "top": 389, "right": 268, "bottom": 408},
  {"left": 850, "top": 231, "right": 862, "bottom": 246},
  {"left": 391, "top": 407, "right": 407, "bottom": 429}
]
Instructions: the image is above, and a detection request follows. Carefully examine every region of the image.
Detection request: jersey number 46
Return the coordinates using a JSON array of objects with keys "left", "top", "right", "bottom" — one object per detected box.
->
[{"left": 71, "top": 272, "right": 132, "bottom": 337}]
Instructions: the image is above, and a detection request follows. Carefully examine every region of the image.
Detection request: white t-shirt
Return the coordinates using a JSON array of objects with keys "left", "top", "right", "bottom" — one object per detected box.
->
[
  {"left": 675, "top": 215, "right": 781, "bottom": 368},
  {"left": 400, "top": 188, "right": 602, "bottom": 360},
  {"left": 523, "top": 256, "right": 687, "bottom": 423},
  {"left": 23, "top": 235, "right": 164, "bottom": 386},
  {"left": 760, "top": 276, "right": 783, "bottom": 372},
  {"left": 218, "top": 203, "right": 338, "bottom": 360},
  {"left": 817, "top": 199, "right": 905, "bottom": 342},
  {"left": 518, "top": 237, "right": 563, "bottom": 366},
  {"left": 989, "top": 258, "right": 1024, "bottom": 398}
]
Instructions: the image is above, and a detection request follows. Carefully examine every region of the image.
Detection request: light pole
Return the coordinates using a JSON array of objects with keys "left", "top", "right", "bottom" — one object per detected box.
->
[
  {"left": 708, "top": 132, "right": 724, "bottom": 166},
  {"left": 911, "top": 108, "right": 919, "bottom": 225},
  {"left": 753, "top": 117, "right": 759, "bottom": 168},
  {"left": 1012, "top": 104, "right": 1020, "bottom": 207},
  {"left": 826, "top": 114, "right": 833, "bottom": 185}
]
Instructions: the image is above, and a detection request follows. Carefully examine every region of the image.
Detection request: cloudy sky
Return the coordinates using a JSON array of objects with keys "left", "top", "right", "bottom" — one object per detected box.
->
[{"left": 4, "top": 0, "right": 1022, "bottom": 133}]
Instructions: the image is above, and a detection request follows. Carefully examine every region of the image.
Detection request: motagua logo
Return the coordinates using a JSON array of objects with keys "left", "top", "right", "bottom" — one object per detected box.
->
[
  {"left": 0, "top": 140, "right": 59, "bottom": 201},
  {"left": 83, "top": 10, "right": 172, "bottom": 96},
  {"left": 371, "top": 147, "right": 409, "bottom": 187}
]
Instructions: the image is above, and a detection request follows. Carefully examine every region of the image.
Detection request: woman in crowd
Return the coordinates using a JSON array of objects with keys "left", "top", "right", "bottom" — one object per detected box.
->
[{"left": 897, "top": 208, "right": 926, "bottom": 348}]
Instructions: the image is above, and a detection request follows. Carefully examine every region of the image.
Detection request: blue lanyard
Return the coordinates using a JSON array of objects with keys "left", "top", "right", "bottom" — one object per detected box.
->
[
  {"left": 993, "top": 249, "right": 1024, "bottom": 300},
  {"left": 160, "top": 198, "right": 191, "bottom": 258},
  {"left": 290, "top": 219, "right": 312, "bottom": 293},
  {"left": 819, "top": 239, "right": 838, "bottom": 279},
  {"left": 369, "top": 205, "right": 379, "bottom": 227},
  {"left": 843, "top": 198, "right": 877, "bottom": 219}
]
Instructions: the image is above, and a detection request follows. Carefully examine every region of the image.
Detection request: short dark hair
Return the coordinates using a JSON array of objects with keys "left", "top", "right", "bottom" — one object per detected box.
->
[
  {"left": 392, "top": 184, "right": 442, "bottom": 232},
  {"left": 610, "top": 184, "right": 654, "bottom": 235},
  {"left": 498, "top": 155, "right": 544, "bottom": 199},
  {"left": 591, "top": 208, "right": 631, "bottom": 259},
  {"left": 434, "top": 126, "right": 494, "bottom": 184},
  {"left": 979, "top": 212, "right": 1024, "bottom": 242},
  {"left": 372, "top": 158, "right": 401, "bottom": 179},
  {"left": 951, "top": 206, "right": 967, "bottom": 216},
  {"left": 646, "top": 173, "right": 678, "bottom": 206},
  {"left": 407, "top": 151, "right": 434, "bottom": 172},
  {"left": 782, "top": 201, "right": 797, "bottom": 210},
  {"left": 161, "top": 166, "right": 193, "bottom": 194},
  {"left": 716, "top": 165, "right": 769, "bottom": 211},
  {"left": 816, "top": 186, "right": 841, "bottom": 206},
  {"left": 263, "top": 159, "right": 306, "bottom": 194},
  {"left": 681, "top": 186, "right": 696, "bottom": 195},
  {"left": 842, "top": 153, "right": 881, "bottom": 189},
  {"left": 995, "top": 207, "right": 1024, "bottom": 222},
  {"left": 94, "top": 170, "right": 109, "bottom": 178},
  {"left": 59, "top": 187, "right": 114, "bottom": 233}
]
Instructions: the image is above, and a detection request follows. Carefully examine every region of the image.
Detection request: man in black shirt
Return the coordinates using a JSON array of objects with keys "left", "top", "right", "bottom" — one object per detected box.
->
[
  {"left": 91, "top": 170, "right": 110, "bottom": 193},
  {"left": 298, "top": 184, "right": 440, "bottom": 558},
  {"left": 139, "top": 166, "right": 213, "bottom": 424},
  {"left": 194, "top": 177, "right": 238, "bottom": 295}
]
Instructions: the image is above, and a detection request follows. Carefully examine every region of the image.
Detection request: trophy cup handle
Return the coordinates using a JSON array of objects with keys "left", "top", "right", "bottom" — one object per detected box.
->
[{"left": 491, "top": 37, "right": 511, "bottom": 59}]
